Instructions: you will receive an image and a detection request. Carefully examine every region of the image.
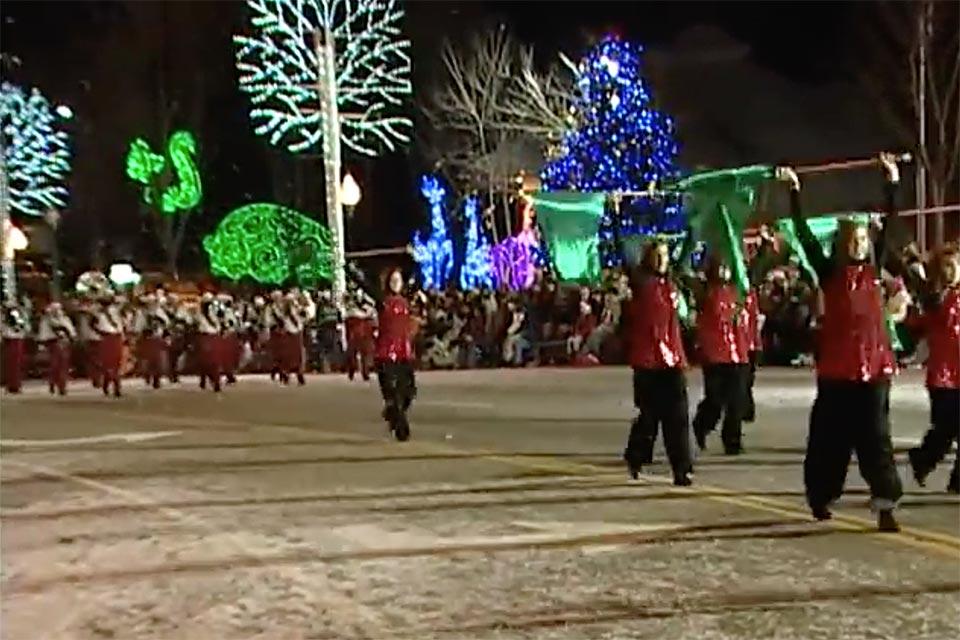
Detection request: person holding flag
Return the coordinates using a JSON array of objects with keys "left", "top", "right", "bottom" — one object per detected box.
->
[
  {"left": 620, "top": 237, "right": 695, "bottom": 486},
  {"left": 778, "top": 153, "right": 904, "bottom": 532}
]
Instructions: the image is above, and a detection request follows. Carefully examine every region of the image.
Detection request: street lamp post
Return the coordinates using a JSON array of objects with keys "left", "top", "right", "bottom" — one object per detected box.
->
[{"left": 1, "top": 219, "right": 28, "bottom": 300}]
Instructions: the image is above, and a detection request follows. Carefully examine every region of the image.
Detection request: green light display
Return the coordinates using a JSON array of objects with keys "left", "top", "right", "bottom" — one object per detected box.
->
[
  {"left": 125, "top": 130, "right": 202, "bottom": 215},
  {"left": 202, "top": 203, "right": 334, "bottom": 285}
]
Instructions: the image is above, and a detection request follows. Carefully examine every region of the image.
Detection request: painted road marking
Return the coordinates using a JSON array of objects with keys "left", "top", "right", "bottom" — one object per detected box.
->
[
  {"left": 9, "top": 406, "right": 959, "bottom": 560},
  {"left": 1, "top": 431, "right": 183, "bottom": 448}
]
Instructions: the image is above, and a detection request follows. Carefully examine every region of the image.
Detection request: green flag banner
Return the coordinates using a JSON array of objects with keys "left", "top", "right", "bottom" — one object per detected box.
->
[
  {"left": 775, "top": 213, "right": 874, "bottom": 287},
  {"left": 670, "top": 165, "right": 774, "bottom": 298},
  {"left": 775, "top": 212, "right": 900, "bottom": 349},
  {"left": 532, "top": 192, "right": 606, "bottom": 283}
]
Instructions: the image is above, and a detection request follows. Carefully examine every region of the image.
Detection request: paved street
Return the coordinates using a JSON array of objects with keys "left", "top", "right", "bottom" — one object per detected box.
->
[{"left": 2, "top": 367, "right": 958, "bottom": 640}]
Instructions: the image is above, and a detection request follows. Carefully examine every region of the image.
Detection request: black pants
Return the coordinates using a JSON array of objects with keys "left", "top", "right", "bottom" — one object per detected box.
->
[
  {"left": 911, "top": 387, "right": 960, "bottom": 487},
  {"left": 804, "top": 378, "right": 903, "bottom": 510},
  {"left": 744, "top": 351, "right": 758, "bottom": 422},
  {"left": 377, "top": 361, "right": 416, "bottom": 411},
  {"left": 693, "top": 363, "right": 749, "bottom": 451},
  {"left": 625, "top": 367, "right": 693, "bottom": 476}
]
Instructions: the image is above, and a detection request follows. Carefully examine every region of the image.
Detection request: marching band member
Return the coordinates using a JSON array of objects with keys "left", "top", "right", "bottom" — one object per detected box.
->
[
  {"left": 907, "top": 244, "right": 960, "bottom": 493},
  {"left": 218, "top": 293, "right": 241, "bottom": 384},
  {"left": 78, "top": 298, "right": 102, "bottom": 388},
  {"left": 196, "top": 292, "right": 223, "bottom": 392},
  {"left": 345, "top": 288, "right": 376, "bottom": 381},
  {"left": 133, "top": 293, "right": 170, "bottom": 389},
  {"left": 166, "top": 293, "right": 192, "bottom": 383},
  {"left": 1, "top": 299, "right": 30, "bottom": 394},
  {"left": 94, "top": 294, "right": 126, "bottom": 398},
  {"left": 374, "top": 267, "right": 417, "bottom": 441},
  {"left": 37, "top": 301, "right": 77, "bottom": 395},
  {"left": 621, "top": 238, "right": 694, "bottom": 486},
  {"left": 780, "top": 153, "right": 903, "bottom": 531},
  {"left": 266, "top": 290, "right": 285, "bottom": 382},
  {"left": 279, "top": 290, "right": 307, "bottom": 386}
]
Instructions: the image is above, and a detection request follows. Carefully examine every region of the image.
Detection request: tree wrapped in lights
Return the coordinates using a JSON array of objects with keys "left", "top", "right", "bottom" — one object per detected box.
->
[
  {"left": 459, "top": 195, "right": 493, "bottom": 289},
  {"left": 202, "top": 203, "right": 334, "bottom": 285},
  {"left": 541, "top": 37, "right": 682, "bottom": 266},
  {"left": 0, "top": 82, "right": 71, "bottom": 217},
  {"left": 412, "top": 175, "right": 453, "bottom": 290},
  {"left": 235, "top": 0, "right": 413, "bottom": 310}
]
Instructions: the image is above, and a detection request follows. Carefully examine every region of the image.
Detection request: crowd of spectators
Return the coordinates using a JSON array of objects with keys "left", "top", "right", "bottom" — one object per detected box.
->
[{"left": 392, "top": 262, "right": 821, "bottom": 372}]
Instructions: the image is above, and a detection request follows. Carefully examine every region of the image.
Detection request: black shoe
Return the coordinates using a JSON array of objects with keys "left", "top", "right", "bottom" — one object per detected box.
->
[
  {"left": 152, "top": 378, "right": 161, "bottom": 389},
  {"left": 623, "top": 454, "right": 641, "bottom": 480},
  {"left": 907, "top": 448, "right": 928, "bottom": 487},
  {"left": 877, "top": 509, "right": 900, "bottom": 533},
  {"left": 723, "top": 445, "right": 744, "bottom": 456},
  {"left": 811, "top": 505, "right": 832, "bottom": 521},
  {"left": 226, "top": 374, "right": 237, "bottom": 385},
  {"left": 393, "top": 411, "right": 410, "bottom": 442},
  {"left": 199, "top": 377, "right": 207, "bottom": 390},
  {"left": 673, "top": 473, "right": 693, "bottom": 487},
  {"left": 297, "top": 373, "right": 305, "bottom": 386},
  {"left": 48, "top": 384, "right": 55, "bottom": 395}
]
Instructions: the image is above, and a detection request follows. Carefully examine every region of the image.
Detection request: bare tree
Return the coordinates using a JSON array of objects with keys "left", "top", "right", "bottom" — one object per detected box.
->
[
  {"left": 859, "top": 0, "right": 959, "bottom": 244},
  {"left": 422, "top": 27, "right": 573, "bottom": 240}
]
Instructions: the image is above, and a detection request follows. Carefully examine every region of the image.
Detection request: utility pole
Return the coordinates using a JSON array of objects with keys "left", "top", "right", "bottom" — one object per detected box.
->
[{"left": 915, "top": 3, "right": 928, "bottom": 254}]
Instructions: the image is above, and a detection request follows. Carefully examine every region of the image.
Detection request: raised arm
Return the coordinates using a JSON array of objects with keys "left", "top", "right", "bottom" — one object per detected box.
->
[
  {"left": 778, "top": 166, "right": 831, "bottom": 281},
  {"left": 748, "top": 225, "right": 784, "bottom": 286},
  {"left": 874, "top": 152, "right": 903, "bottom": 272}
]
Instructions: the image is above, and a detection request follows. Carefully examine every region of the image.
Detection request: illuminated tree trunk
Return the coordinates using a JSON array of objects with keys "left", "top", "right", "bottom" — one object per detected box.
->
[
  {"left": 314, "top": 27, "right": 346, "bottom": 320},
  {"left": 0, "top": 143, "right": 14, "bottom": 302}
]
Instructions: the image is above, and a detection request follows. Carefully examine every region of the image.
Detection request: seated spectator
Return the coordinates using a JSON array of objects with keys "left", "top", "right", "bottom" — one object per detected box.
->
[
  {"left": 567, "top": 300, "right": 596, "bottom": 356},
  {"left": 502, "top": 299, "right": 529, "bottom": 366}
]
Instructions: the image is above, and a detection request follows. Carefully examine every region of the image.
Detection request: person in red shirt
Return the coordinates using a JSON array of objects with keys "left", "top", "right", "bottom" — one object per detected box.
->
[
  {"left": 779, "top": 153, "right": 903, "bottom": 532},
  {"left": 620, "top": 238, "right": 694, "bottom": 486},
  {"left": 345, "top": 289, "right": 376, "bottom": 381},
  {"left": 907, "top": 244, "right": 960, "bottom": 493},
  {"left": 691, "top": 257, "right": 751, "bottom": 455},
  {"left": 375, "top": 267, "right": 418, "bottom": 441}
]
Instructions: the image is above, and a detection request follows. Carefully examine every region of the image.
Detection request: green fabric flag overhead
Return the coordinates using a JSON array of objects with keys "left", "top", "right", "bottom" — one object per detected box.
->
[
  {"left": 670, "top": 165, "right": 774, "bottom": 299},
  {"left": 776, "top": 211, "right": 900, "bottom": 349},
  {"left": 532, "top": 192, "right": 606, "bottom": 283},
  {"left": 775, "top": 213, "right": 874, "bottom": 287}
]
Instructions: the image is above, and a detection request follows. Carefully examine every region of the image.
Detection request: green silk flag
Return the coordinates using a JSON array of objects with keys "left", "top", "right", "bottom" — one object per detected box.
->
[
  {"left": 532, "top": 192, "right": 606, "bottom": 283},
  {"left": 670, "top": 165, "right": 774, "bottom": 300},
  {"left": 776, "top": 212, "right": 899, "bottom": 349},
  {"left": 775, "top": 213, "right": 874, "bottom": 287}
]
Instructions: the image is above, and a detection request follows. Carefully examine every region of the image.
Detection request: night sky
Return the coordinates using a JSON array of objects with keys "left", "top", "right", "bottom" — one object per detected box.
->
[{"left": 1, "top": 0, "right": 883, "bottom": 275}]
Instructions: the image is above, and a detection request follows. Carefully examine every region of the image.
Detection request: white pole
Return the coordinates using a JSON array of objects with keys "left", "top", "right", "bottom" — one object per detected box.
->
[
  {"left": 315, "top": 28, "right": 347, "bottom": 342},
  {"left": 0, "top": 139, "right": 15, "bottom": 302}
]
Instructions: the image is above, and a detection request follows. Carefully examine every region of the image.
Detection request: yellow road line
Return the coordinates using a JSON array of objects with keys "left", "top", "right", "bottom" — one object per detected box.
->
[{"left": 18, "top": 406, "right": 960, "bottom": 559}]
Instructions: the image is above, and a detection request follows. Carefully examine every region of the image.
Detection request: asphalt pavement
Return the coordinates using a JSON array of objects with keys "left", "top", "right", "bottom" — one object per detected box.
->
[{"left": 1, "top": 367, "right": 958, "bottom": 639}]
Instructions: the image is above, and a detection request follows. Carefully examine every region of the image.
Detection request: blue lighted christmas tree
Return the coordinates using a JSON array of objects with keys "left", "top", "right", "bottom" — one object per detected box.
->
[
  {"left": 412, "top": 175, "right": 454, "bottom": 290},
  {"left": 459, "top": 195, "right": 492, "bottom": 289},
  {"left": 541, "top": 37, "right": 683, "bottom": 266}
]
